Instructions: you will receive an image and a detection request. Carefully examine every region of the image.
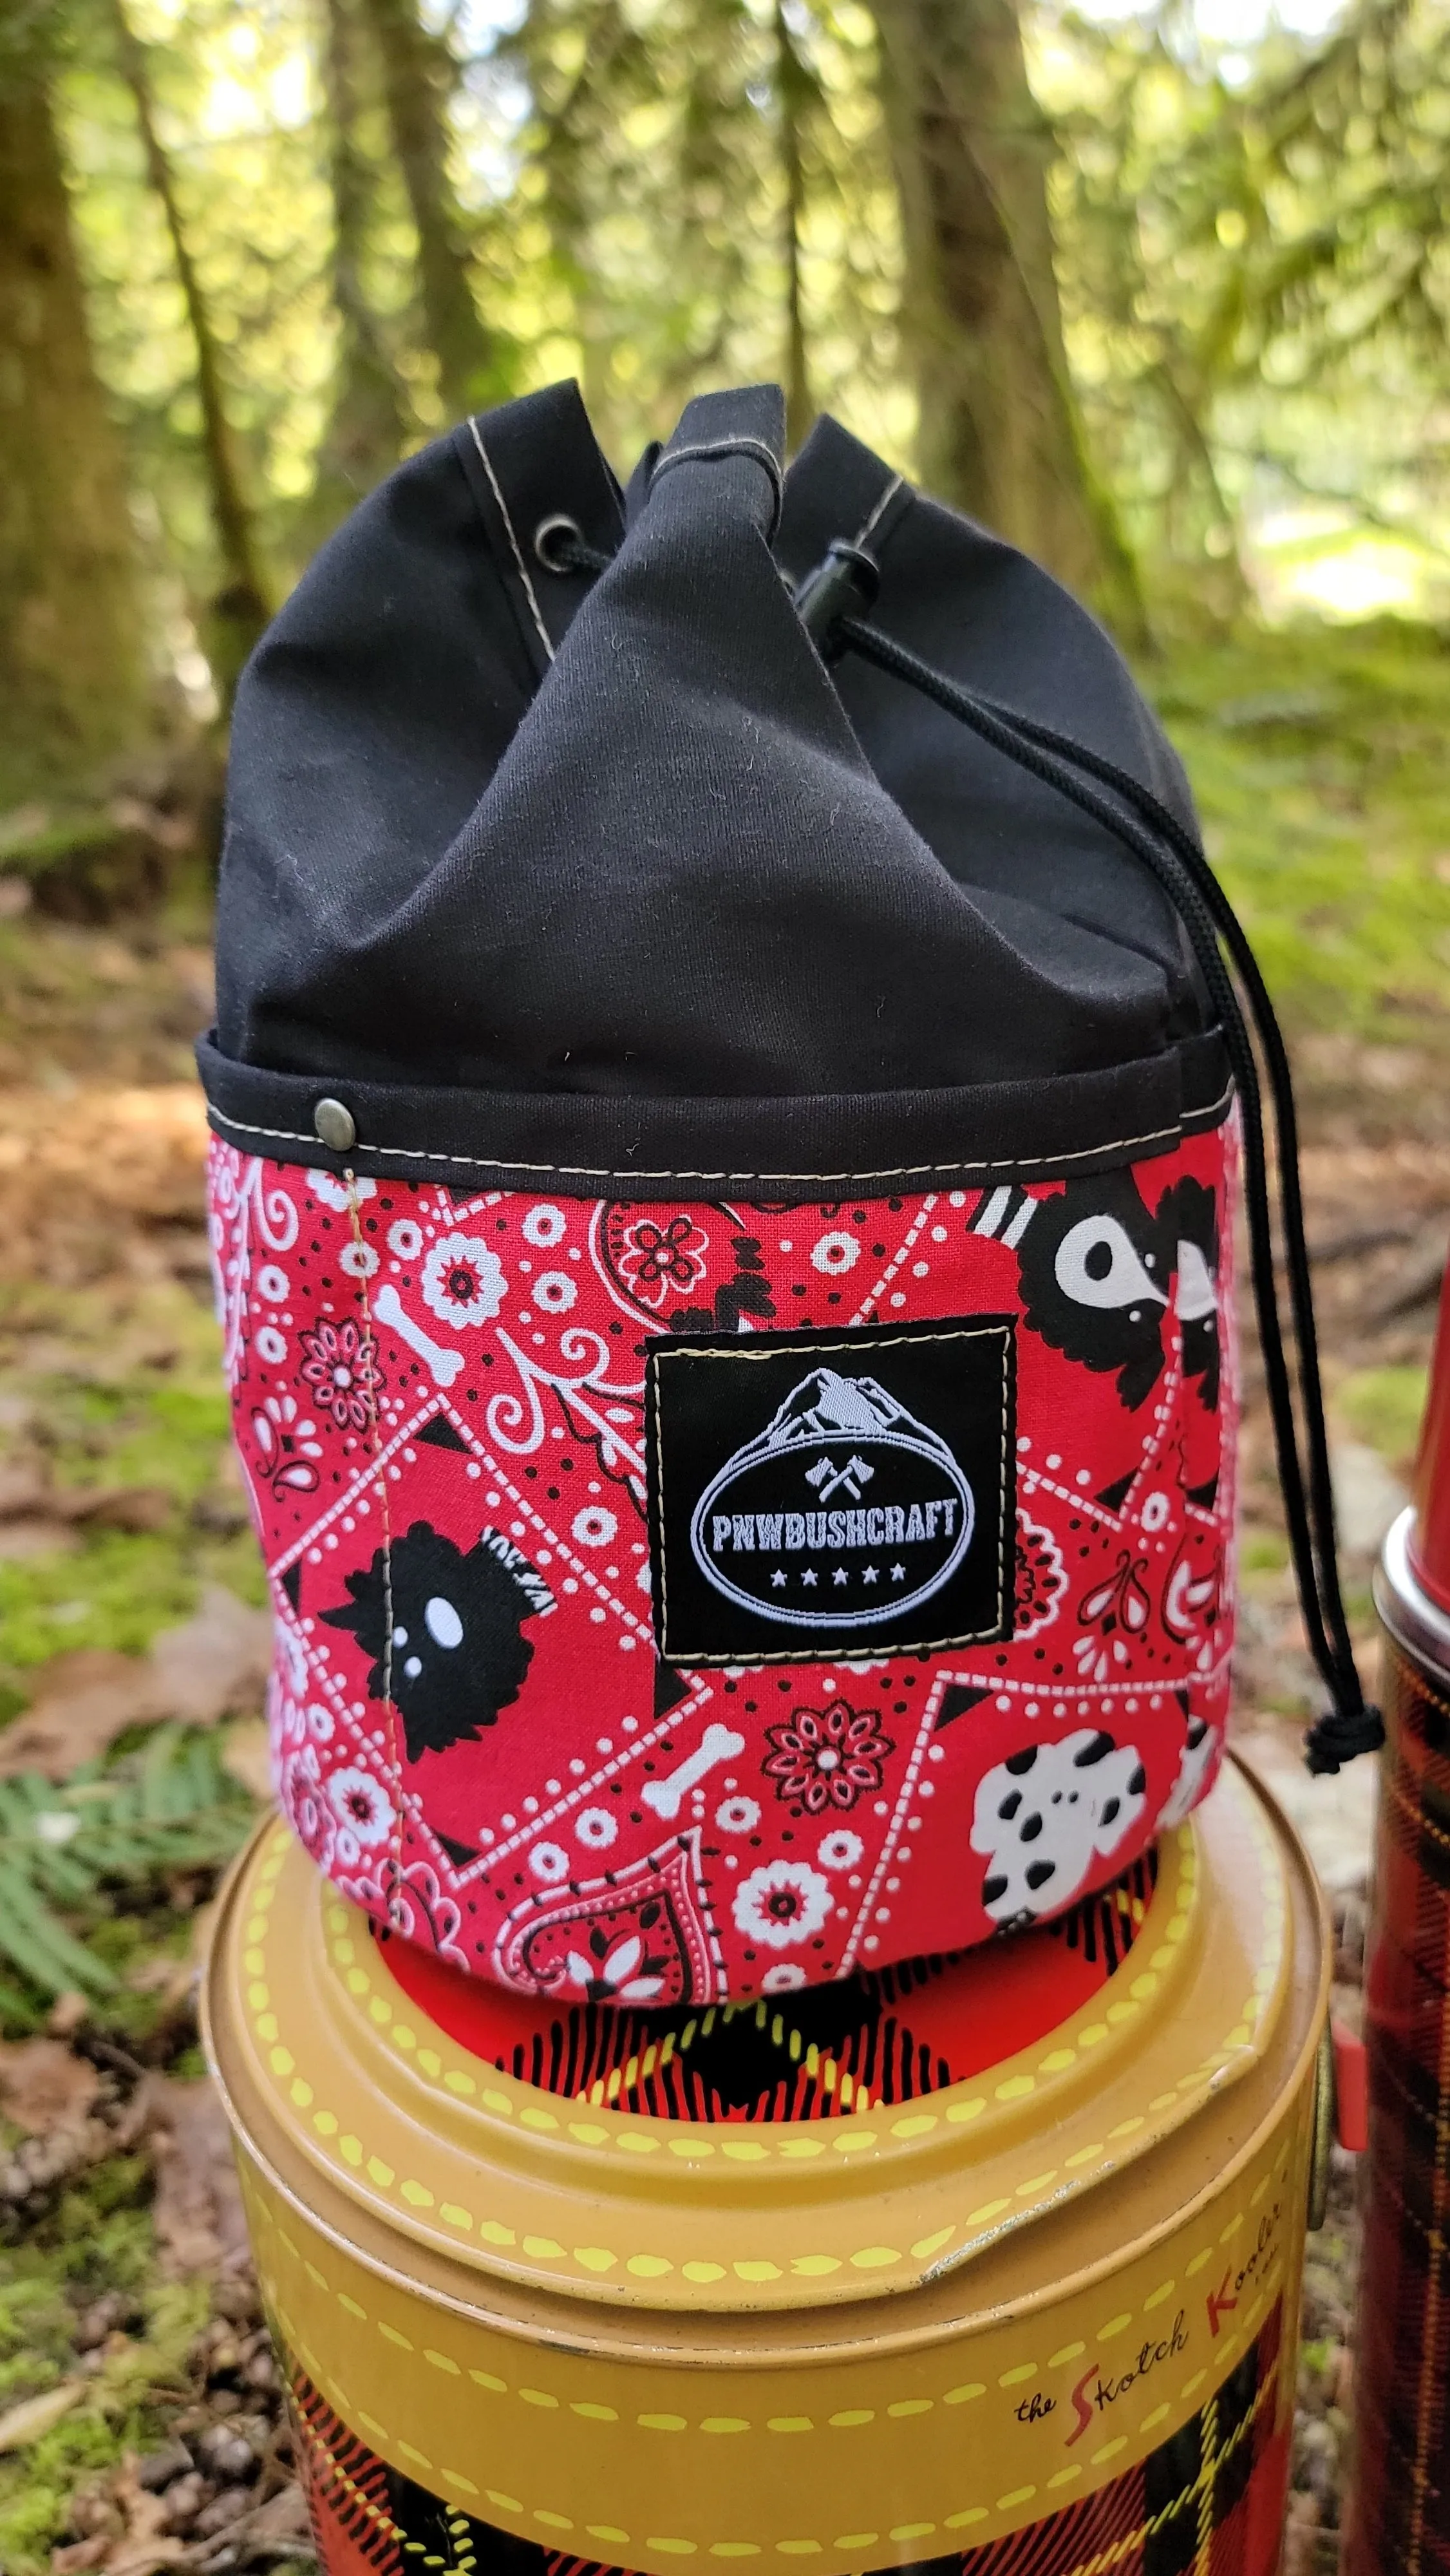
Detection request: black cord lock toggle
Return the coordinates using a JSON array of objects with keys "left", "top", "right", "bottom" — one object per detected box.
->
[{"left": 793, "top": 542, "right": 880, "bottom": 654}]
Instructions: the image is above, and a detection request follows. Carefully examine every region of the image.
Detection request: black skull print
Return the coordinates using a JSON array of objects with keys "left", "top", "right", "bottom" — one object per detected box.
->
[{"left": 322, "top": 1521, "right": 555, "bottom": 1763}]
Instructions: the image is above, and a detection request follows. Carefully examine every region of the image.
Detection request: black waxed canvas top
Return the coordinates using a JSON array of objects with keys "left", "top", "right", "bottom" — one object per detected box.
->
[{"left": 201, "top": 382, "right": 1228, "bottom": 1200}]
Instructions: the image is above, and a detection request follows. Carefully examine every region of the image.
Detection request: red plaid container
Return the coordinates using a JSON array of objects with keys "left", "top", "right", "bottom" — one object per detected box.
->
[{"left": 1346, "top": 1256, "right": 1450, "bottom": 2575}]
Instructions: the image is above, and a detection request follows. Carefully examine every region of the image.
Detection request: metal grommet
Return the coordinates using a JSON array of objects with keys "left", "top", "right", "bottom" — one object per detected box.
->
[
  {"left": 313, "top": 1097, "right": 356, "bottom": 1153},
  {"left": 534, "top": 513, "right": 583, "bottom": 574}
]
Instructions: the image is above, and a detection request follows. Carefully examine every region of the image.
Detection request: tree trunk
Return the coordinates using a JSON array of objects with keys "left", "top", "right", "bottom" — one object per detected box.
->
[
  {"left": 308, "top": 0, "right": 409, "bottom": 538},
  {"left": 0, "top": 52, "right": 148, "bottom": 796},
  {"left": 110, "top": 0, "right": 269, "bottom": 705},
  {"left": 518, "top": 0, "right": 608, "bottom": 426},
  {"left": 775, "top": 0, "right": 814, "bottom": 454},
  {"left": 359, "top": 0, "right": 507, "bottom": 419},
  {"left": 868, "top": 0, "right": 1144, "bottom": 636}
]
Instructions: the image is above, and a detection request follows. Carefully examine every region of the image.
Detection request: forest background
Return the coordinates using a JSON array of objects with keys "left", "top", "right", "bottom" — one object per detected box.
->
[
  {"left": 8, "top": 0, "right": 1450, "bottom": 795},
  {"left": 2, "top": 0, "right": 1450, "bottom": 2570}
]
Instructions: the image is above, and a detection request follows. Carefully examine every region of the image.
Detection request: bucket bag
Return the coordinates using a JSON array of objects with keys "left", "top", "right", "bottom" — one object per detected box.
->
[{"left": 202, "top": 381, "right": 1376, "bottom": 2003}]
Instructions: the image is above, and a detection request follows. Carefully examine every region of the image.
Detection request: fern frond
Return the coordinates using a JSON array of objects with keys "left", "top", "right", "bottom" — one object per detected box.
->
[{"left": 0, "top": 1732, "right": 255, "bottom": 2007}]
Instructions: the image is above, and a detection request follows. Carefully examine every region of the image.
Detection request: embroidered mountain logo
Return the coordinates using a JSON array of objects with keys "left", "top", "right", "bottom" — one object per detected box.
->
[
  {"left": 646, "top": 1316, "right": 1015, "bottom": 1665},
  {"left": 693, "top": 1368, "right": 974, "bottom": 1629}
]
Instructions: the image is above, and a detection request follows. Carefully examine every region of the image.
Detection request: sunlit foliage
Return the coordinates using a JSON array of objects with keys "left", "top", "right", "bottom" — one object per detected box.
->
[
  {"left": 13, "top": 0, "right": 1450, "bottom": 724},
  {"left": 1039, "top": 0, "right": 1450, "bottom": 617}
]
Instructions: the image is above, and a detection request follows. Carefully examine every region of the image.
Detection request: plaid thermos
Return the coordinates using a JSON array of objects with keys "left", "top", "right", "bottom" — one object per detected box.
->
[{"left": 1349, "top": 1254, "right": 1450, "bottom": 2573}]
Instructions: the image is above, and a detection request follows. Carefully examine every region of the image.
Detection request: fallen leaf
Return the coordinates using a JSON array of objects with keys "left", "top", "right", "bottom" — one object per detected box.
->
[
  {"left": 220, "top": 1719, "right": 273, "bottom": 1804},
  {"left": 188, "top": 1897, "right": 220, "bottom": 1977},
  {"left": 0, "top": 1649, "right": 161, "bottom": 1778},
  {"left": 0, "top": 1463, "right": 169, "bottom": 1533},
  {"left": 102, "top": 2460, "right": 186, "bottom": 2576},
  {"left": 125, "top": 1956, "right": 191, "bottom": 2002},
  {"left": 0, "top": 1459, "right": 51, "bottom": 1518},
  {"left": 0, "top": 1519, "right": 77, "bottom": 1560},
  {"left": 148, "top": 1587, "right": 272, "bottom": 1729},
  {"left": 0, "top": 1586, "right": 272, "bottom": 1779},
  {"left": 231, "top": 2484, "right": 311, "bottom": 2548},
  {"left": 1368, "top": 1218, "right": 1450, "bottom": 1321},
  {"left": 0, "top": 2038, "right": 102, "bottom": 2136},
  {"left": 0, "top": 2379, "right": 86, "bottom": 2452},
  {"left": 147, "top": 2078, "right": 248, "bottom": 2278},
  {"left": 59, "top": 1488, "right": 174, "bottom": 1535},
  {"left": 52, "top": 2539, "right": 111, "bottom": 2573},
  {"left": 1281, "top": 2492, "right": 1321, "bottom": 2576}
]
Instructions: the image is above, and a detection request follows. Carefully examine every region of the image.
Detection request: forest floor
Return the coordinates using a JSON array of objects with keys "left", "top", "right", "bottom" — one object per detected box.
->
[{"left": 0, "top": 616, "right": 1448, "bottom": 2575}]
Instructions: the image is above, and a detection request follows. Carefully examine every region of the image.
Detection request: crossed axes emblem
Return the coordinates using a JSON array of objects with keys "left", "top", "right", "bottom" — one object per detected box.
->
[{"left": 805, "top": 1454, "right": 874, "bottom": 1504}]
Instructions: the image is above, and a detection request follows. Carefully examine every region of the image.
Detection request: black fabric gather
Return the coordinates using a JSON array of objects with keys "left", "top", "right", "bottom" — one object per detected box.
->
[
  {"left": 214, "top": 382, "right": 1207, "bottom": 1111},
  {"left": 195, "top": 1028, "right": 1229, "bottom": 1204}
]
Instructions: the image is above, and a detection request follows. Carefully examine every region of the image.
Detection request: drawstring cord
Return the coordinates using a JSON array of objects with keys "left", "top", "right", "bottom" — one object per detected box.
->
[{"left": 535, "top": 520, "right": 1381, "bottom": 1772}]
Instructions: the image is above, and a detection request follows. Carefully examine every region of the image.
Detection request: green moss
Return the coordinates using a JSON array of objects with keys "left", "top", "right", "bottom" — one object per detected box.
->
[
  {"left": 0, "top": 2154, "right": 208, "bottom": 2576},
  {"left": 1335, "top": 1364, "right": 1430, "bottom": 1467},
  {"left": 0, "top": 1278, "right": 263, "bottom": 1689},
  {"left": 1240, "top": 1528, "right": 1291, "bottom": 1573},
  {"left": 1146, "top": 621, "right": 1450, "bottom": 1050},
  {"left": 0, "top": 1528, "right": 261, "bottom": 1673}
]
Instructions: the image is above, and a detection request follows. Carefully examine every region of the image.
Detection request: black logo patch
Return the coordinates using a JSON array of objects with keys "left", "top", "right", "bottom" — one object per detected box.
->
[{"left": 646, "top": 1317, "right": 1015, "bottom": 1665}]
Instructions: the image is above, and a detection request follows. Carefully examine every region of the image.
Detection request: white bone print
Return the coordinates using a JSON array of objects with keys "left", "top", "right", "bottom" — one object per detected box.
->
[
  {"left": 374, "top": 1283, "right": 464, "bottom": 1387},
  {"left": 640, "top": 1721, "right": 746, "bottom": 1821}
]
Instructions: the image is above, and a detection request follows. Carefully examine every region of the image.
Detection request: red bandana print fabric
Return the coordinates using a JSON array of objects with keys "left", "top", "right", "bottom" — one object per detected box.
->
[{"left": 209, "top": 1122, "right": 1236, "bottom": 2000}]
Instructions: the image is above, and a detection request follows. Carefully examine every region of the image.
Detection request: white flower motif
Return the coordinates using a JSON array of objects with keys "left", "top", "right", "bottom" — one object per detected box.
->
[
  {"left": 256, "top": 1264, "right": 288, "bottom": 1303},
  {"left": 279, "top": 1752, "right": 319, "bottom": 1839},
  {"left": 811, "top": 1229, "right": 860, "bottom": 1276},
  {"left": 254, "top": 1324, "right": 287, "bottom": 1367},
  {"left": 534, "top": 1271, "right": 577, "bottom": 1314},
  {"left": 716, "top": 1795, "right": 760, "bottom": 1835},
  {"left": 308, "top": 1171, "right": 376, "bottom": 1212},
  {"left": 564, "top": 1933, "right": 666, "bottom": 2003},
  {"left": 575, "top": 1806, "right": 617, "bottom": 1850},
  {"left": 529, "top": 1841, "right": 570, "bottom": 1884},
  {"left": 334, "top": 1826, "right": 361, "bottom": 1868},
  {"left": 817, "top": 1828, "right": 863, "bottom": 1872},
  {"left": 733, "top": 1859, "right": 833, "bottom": 1951},
  {"left": 307, "top": 1703, "right": 334, "bottom": 1745},
  {"left": 278, "top": 1625, "right": 308, "bottom": 1695},
  {"left": 326, "top": 1765, "right": 395, "bottom": 1850},
  {"left": 420, "top": 1233, "right": 506, "bottom": 1327},
  {"left": 340, "top": 1240, "right": 380, "bottom": 1278},
  {"left": 762, "top": 1963, "right": 807, "bottom": 1994},
  {"left": 276, "top": 1691, "right": 307, "bottom": 1748},
  {"left": 388, "top": 1220, "right": 423, "bottom": 1260},
  {"left": 572, "top": 1505, "right": 617, "bottom": 1548},
  {"left": 523, "top": 1204, "right": 567, "bottom": 1248}
]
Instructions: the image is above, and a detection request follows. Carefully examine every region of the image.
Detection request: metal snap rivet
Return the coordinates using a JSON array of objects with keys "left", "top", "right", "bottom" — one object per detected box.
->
[{"left": 313, "top": 1097, "right": 356, "bottom": 1153}]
